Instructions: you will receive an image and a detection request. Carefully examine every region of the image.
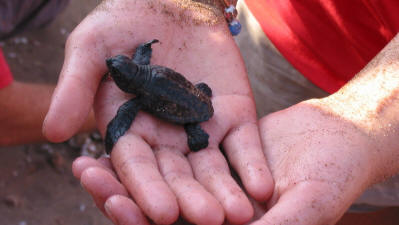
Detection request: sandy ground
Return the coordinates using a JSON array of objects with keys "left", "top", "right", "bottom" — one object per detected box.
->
[{"left": 0, "top": 0, "right": 398, "bottom": 225}]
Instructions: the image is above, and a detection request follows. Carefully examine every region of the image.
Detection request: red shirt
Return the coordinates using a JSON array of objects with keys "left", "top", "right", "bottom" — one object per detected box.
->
[
  {"left": 2, "top": 1, "right": 399, "bottom": 93},
  {"left": 0, "top": 48, "right": 13, "bottom": 89},
  {"left": 245, "top": 0, "right": 399, "bottom": 93}
]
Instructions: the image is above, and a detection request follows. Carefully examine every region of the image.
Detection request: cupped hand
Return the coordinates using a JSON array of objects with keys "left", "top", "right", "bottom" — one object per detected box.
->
[
  {"left": 43, "top": 0, "right": 273, "bottom": 224},
  {"left": 251, "top": 99, "right": 382, "bottom": 225}
]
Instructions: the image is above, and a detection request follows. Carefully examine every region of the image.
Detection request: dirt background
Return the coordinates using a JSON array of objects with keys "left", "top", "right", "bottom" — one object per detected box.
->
[{"left": 0, "top": 0, "right": 398, "bottom": 225}]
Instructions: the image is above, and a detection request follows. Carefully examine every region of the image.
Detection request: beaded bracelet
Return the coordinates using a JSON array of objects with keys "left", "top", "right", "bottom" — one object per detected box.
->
[{"left": 221, "top": 0, "right": 241, "bottom": 36}]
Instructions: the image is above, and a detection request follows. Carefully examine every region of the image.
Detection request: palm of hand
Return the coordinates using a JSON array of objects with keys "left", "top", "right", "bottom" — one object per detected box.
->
[
  {"left": 95, "top": 37, "right": 256, "bottom": 155},
  {"left": 60, "top": 1, "right": 273, "bottom": 224},
  {"left": 96, "top": 79, "right": 255, "bottom": 155},
  {"left": 92, "top": 36, "right": 267, "bottom": 224},
  {"left": 253, "top": 101, "right": 376, "bottom": 225}
]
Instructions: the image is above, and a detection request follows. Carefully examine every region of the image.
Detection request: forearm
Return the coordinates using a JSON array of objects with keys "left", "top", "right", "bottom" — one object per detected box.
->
[
  {"left": 318, "top": 34, "right": 399, "bottom": 180},
  {"left": 0, "top": 81, "right": 96, "bottom": 146}
]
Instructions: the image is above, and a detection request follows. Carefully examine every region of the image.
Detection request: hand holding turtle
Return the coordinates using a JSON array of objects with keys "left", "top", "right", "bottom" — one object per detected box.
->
[{"left": 43, "top": 0, "right": 273, "bottom": 224}]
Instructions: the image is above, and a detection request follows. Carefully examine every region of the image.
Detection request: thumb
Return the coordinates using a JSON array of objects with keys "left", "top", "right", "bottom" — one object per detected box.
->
[
  {"left": 43, "top": 28, "right": 107, "bottom": 142},
  {"left": 251, "top": 182, "right": 350, "bottom": 225}
]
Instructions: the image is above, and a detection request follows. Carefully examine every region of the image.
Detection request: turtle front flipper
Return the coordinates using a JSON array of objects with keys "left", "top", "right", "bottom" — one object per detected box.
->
[
  {"left": 184, "top": 123, "right": 209, "bottom": 151},
  {"left": 132, "top": 39, "right": 159, "bottom": 65},
  {"left": 105, "top": 98, "right": 142, "bottom": 154},
  {"left": 195, "top": 82, "right": 212, "bottom": 97}
]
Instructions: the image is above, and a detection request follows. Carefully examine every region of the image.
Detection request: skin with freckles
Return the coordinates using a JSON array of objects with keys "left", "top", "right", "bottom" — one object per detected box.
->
[{"left": 44, "top": 0, "right": 273, "bottom": 224}]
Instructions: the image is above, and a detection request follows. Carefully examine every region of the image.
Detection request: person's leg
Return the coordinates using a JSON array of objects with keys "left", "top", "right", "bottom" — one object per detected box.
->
[{"left": 235, "top": 1, "right": 327, "bottom": 118}]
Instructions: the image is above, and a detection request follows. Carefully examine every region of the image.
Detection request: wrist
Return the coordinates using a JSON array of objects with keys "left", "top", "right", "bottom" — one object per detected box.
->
[
  {"left": 293, "top": 99, "right": 377, "bottom": 186},
  {"left": 311, "top": 35, "right": 399, "bottom": 181},
  {"left": 166, "top": 0, "right": 225, "bottom": 25},
  {"left": 90, "top": 0, "right": 232, "bottom": 41},
  {"left": 108, "top": 0, "right": 226, "bottom": 27},
  {"left": 312, "top": 86, "right": 399, "bottom": 182}
]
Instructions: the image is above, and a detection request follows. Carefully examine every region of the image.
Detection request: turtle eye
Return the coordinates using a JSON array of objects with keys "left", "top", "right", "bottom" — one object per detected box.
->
[
  {"left": 105, "top": 55, "right": 138, "bottom": 92},
  {"left": 106, "top": 56, "right": 129, "bottom": 76},
  {"left": 106, "top": 64, "right": 119, "bottom": 79},
  {"left": 106, "top": 58, "right": 120, "bottom": 74},
  {"left": 106, "top": 58, "right": 114, "bottom": 69}
]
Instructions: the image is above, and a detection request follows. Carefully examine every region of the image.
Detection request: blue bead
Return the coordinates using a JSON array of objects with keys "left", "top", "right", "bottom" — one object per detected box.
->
[{"left": 229, "top": 19, "right": 241, "bottom": 36}]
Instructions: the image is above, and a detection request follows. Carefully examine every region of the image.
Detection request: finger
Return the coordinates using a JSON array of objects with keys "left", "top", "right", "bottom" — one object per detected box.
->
[
  {"left": 80, "top": 167, "right": 129, "bottom": 213},
  {"left": 43, "top": 27, "right": 107, "bottom": 142},
  {"left": 97, "top": 156, "right": 114, "bottom": 170},
  {"left": 223, "top": 122, "right": 274, "bottom": 202},
  {"left": 188, "top": 148, "right": 254, "bottom": 225},
  {"left": 251, "top": 182, "right": 346, "bottom": 225},
  {"left": 97, "top": 157, "right": 114, "bottom": 170},
  {"left": 105, "top": 195, "right": 150, "bottom": 225},
  {"left": 72, "top": 156, "right": 116, "bottom": 179},
  {"left": 111, "top": 133, "right": 179, "bottom": 225},
  {"left": 155, "top": 148, "right": 225, "bottom": 225}
]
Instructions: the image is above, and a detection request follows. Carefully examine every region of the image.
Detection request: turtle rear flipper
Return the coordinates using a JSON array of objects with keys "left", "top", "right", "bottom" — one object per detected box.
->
[
  {"left": 195, "top": 82, "right": 212, "bottom": 97},
  {"left": 132, "top": 39, "right": 159, "bottom": 65},
  {"left": 105, "top": 98, "right": 141, "bottom": 154},
  {"left": 184, "top": 123, "right": 209, "bottom": 151}
]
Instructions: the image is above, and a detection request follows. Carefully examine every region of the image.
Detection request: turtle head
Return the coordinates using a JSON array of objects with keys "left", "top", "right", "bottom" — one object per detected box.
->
[{"left": 106, "top": 55, "right": 140, "bottom": 93}]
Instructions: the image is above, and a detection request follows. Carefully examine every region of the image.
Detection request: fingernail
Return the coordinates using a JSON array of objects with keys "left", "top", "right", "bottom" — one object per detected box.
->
[{"left": 105, "top": 200, "right": 119, "bottom": 225}]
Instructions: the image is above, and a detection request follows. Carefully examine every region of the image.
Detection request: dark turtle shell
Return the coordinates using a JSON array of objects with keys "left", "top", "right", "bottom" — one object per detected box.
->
[
  {"left": 104, "top": 40, "right": 214, "bottom": 153},
  {"left": 139, "top": 66, "right": 213, "bottom": 124}
]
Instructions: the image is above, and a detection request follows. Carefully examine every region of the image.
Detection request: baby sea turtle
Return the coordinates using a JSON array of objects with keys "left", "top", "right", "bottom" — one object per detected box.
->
[{"left": 104, "top": 39, "right": 214, "bottom": 154}]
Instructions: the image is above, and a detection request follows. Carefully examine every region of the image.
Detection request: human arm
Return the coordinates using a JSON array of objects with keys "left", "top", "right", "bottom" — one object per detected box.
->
[
  {"left": 252, "top": 33, "right": 399, "bottom": 225},
  {"left": 0, "top": 81, "right": 96, "bottom": 145},
  {"left": 43, "top": 0, "right": 273, "bottom": 224}
]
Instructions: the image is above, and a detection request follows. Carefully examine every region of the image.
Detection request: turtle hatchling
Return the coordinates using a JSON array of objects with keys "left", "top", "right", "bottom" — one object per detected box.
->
[{"left": 104, "top": 39, "right": 214, "bottom": 154}]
